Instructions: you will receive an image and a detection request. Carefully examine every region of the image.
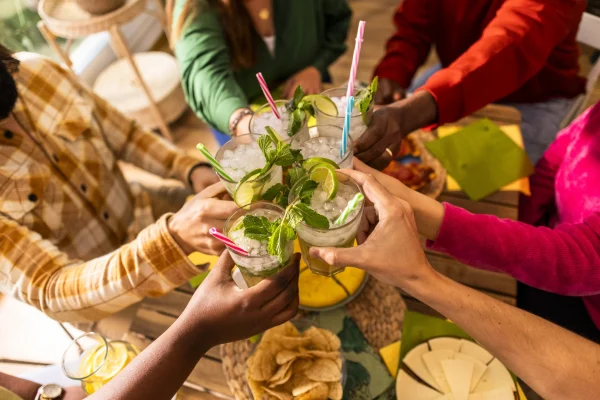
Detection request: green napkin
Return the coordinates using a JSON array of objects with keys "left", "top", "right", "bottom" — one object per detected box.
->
[
  {"left": 425, "top": 119, "right": 534, "bottom": 200},
  {"left": 188, "top": 271, "right": 210, "bottom": 289}
]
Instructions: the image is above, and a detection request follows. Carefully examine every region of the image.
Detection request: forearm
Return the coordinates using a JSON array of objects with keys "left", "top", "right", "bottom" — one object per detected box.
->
[
  {"left": 406, "top": 271, "right": 600, "bottom": 399},
  {"left": 90, "top": 314, "right": 209, "bottom": 400},
  {"left": 0, "top": 373, "right": 40, "bottom": 400}
]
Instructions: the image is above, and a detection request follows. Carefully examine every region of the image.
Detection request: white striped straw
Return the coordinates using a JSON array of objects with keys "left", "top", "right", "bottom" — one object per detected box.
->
[
  {"left": 196, "top": 144, "right": 234, "bottom": 181},
  {"left": 335, "top": 193, "right": 364, "bottom": 226},
  {"left": 209, "top": 228, "right": 250, "bottom": 256},
  {"left": 346, "top": 21, "right": 366, "bottom": 98},
  {"left": 256, "top": 73, "right": 281, "bottom": 119}
]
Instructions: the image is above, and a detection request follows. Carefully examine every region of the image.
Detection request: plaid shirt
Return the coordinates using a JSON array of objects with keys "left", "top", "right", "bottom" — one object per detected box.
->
[{"left": 0, "top": 53, "right": 205, "bottom": 322}]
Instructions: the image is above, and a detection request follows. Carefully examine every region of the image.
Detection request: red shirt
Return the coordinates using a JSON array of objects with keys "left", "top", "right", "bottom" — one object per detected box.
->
[{"left": 374, "top": 0, "right": 587, "bottom": 124}]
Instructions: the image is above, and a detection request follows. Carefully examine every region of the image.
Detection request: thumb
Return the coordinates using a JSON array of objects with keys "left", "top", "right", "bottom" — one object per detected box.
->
[
  {"left": 211, "top": 251, "right": 236, "bottom": 283},
  {"left": 309, "top": 246, "right": 362, "bottom": 269}
]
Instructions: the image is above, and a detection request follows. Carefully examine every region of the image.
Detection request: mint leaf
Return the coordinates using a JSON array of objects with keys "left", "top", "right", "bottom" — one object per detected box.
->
[
  {"left": 298, "top": 179, "right": 318, "bottom": 204},
  {"left": 287, "top": 168, "right": 307, "bottom": 188},
  {"left": 297, "top": 100, "right": 315, "bottom": 118},
  {"left": 242, "top": 215, "right": 275, "bottom": 241},
  {"left": 288, "top": 108, "right": 305, "bottom": 137},
  {"left": 272, "top": 141, "right": 302, "bottom": 167},
  {"left": 261, "top": 184, "right": 286, "bottom": 201},
  {"left": 293, "top": 85, "right": 305, "bottom": 107},
  {"left": 258, "top": 134, "right": 276, "bottom": 164},
  {"left": 264, "top": 126, "right": 281, "bottom": 145},
  {"left": 267, "top": 224, "right": 296, "bottom": 264},
  {"left": 357, "top": 77, "right": 378, "bottom": 125},
  {"left": 290, "top": 202, "right": 329, "bottom": 229}
]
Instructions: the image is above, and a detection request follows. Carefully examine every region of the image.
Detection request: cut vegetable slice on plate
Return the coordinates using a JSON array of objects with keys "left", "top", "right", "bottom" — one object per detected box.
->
[
  {"left": 468, "top": 386, "right": 514, "bottom": 400},
  {"left": 403, "top": 343, "right": 442, "bottom": 392},
  {"left": 454, "top": 353, "right": 487, "bottom": 391},
  {"left": 459, "top": 340, "right": 494, "bottom": 365},
  {"left": 396, "top": 370, "right": 443, "bottom": 400},
  {"left": 429, "top": 337, "right": 462, "bottom": 352},
  {"left": 473, "top": 359, "right": 516, "bottom": 393},
  {"left": 441, "top": 359, "right": 473, "bottom": 400},
  {"left": 422, "top": 349, "right": 455, "bottom": 394}
]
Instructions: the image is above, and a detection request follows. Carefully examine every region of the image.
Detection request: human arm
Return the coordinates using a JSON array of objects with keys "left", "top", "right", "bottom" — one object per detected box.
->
[
  {"left": 420, "top": 0, "right": 586, "bottom": 125},
  {"left": 0, "top": 373, "right": 86, "bottom": 400},
  {"left": 0, "top": 185, "right": 238, "bottom": 322},
  {"left": 89, "top": 252, "right": 300, "bottom": 400},
  {"left": 373, "top": 0, "right": 437, "bottom": 94},
  {"left": 310, "top": 171, "right": 600, "bottom": 400},
  {"left": 173, "top": 5, "right": 248, "bottom": 135},
  {"left": 351, "top": 159, "right": 600, "bottom": 296}
]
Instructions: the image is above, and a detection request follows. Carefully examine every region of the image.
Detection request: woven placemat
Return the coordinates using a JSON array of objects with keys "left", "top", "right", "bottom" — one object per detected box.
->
[{"left": 221, "top": 278, "right": 406, "bottom": 400}]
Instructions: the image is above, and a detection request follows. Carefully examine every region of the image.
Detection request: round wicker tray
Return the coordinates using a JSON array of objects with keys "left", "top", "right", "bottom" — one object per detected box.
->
[
  {"left": 38, "top": 0, "right": 147, "bottom": 38},
  {"left": 221, "top": 278, "right": 406, "bottom": 400}
]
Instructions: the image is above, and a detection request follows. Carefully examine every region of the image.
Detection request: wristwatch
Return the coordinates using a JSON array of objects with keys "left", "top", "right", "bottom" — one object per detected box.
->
[{"left": 34, "top": 384, "right": 63, "bottom": 400}]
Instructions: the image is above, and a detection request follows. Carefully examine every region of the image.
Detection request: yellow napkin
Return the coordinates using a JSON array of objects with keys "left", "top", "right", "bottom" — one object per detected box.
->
[
  {"left": 437, "top": 125, "right": 530, "bottom": 195},
  {"left": 379, "top": 340, "right": 401, "bottom": 378}
]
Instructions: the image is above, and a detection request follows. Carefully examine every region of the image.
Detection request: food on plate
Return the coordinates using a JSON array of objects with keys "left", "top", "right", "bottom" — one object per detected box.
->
[
  {"left": 246, "top": 322, "right": 343, "bottom": 400},
  {"left": 396, "top": 337, "right": 517, "bottom": 400},
  {"left": 384, "top": 135, "right": 436, "bottom": 191}
]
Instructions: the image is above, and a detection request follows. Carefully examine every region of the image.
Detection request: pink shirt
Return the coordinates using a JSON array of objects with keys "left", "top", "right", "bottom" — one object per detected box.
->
[{"left": 428, "top": 102, "right": 600, "bottom": 328}]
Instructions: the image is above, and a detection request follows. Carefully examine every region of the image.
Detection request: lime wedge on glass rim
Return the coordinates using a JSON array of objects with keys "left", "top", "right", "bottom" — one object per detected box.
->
[
  {"left": 309, "top": 163, "right": 338, "bottom": 200},
  {"left": 303, "top": 94, "right": 338, "bottom": 116},
  {"left": 302, "top": 157, "right": 340, "bottom": 171},
  {"left": 234, "top": 168, "right": 263, "bottom": 206}
]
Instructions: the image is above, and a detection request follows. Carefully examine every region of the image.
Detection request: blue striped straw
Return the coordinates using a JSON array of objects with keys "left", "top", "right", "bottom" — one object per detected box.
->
[{"left": 340, "top": 96, "right": 355, "bottom": 159}]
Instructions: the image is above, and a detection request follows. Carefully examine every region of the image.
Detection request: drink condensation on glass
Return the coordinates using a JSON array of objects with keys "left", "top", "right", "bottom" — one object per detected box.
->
[
  {"left": 291, "top": 124, "right": 354, "bottom": 169},
  {"left": 215, "top": 134, "right": 283, "bottom": 204},
  {"left": 315, "top": 87, "right": 373, "bottom": 141},
  {"left": 62, "top": 332, "right": 138, "bottom": 394},
  {"left": 250, "top": 100, "right": 309, "bottom": 141},
  {"left": 289, "top": 172, "right": 364, "bottom": 276},
  {"left": 225, "top": 202, "right": 294, "bottom": 287}
]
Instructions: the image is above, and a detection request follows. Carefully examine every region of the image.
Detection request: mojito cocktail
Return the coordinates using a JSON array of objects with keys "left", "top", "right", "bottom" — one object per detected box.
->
[
  {"left": 250, "top": 100, "right": 309, "bottom": 141},
  {"left": 289, "top": 171, "right": 364, "bottom": 276},
  {"left": 215, "top": 134, "right": 283, "bottom": 206},
  {"left": 315, "top": 87, "right": 374, "bottom": 141},
  {"left": 225, "top": 202, "right": 294, "bottom": 287},
  {"left": 291, "top": 124, "right": 353, "bottom": 169}
]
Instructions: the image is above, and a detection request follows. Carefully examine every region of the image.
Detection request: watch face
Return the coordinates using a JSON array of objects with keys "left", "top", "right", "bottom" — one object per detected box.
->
[{"left": 41, "top": 384, "right": 62, "bottom": 398}]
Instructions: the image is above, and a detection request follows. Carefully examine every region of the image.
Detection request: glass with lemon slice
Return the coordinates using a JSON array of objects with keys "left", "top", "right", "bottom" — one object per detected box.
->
[
  {"left": 312, "top": 88, "right": 373, "bottom": 141},
  {"left": 291, "top": 124, "right": 354, "bottom": 169},
  {"left": 289, "top": 169, "right": 364, "bottom": 276},
  {"left": 250, "top": 100, "right": 309, "bottom": 141},
  {"left": 215, "top": 134, "right": 284, "bottom": 206},
  {"left": 61, "top": 332, "right": 138, "bottom": 394}
]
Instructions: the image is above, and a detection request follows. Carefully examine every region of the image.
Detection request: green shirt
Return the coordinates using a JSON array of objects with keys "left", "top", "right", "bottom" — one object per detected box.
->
[{"left": 173, "top": 0, "right": 352, "bottom": 134}]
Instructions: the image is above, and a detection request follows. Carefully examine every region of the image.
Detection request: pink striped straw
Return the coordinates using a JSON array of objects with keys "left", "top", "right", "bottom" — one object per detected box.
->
[
  {"left": 209, "top": 227, "right": 249, "bottom": 256},
  {"left": 346, "top": 21, "right": 366, "bottom": 98},
  {"left": 256, "top": 72, "right": 281, "bottom": 119}
]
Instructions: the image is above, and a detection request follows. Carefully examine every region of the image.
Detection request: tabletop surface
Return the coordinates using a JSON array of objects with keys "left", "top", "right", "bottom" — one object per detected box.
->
[{"left": 93, "top": 104, "right": 524, "bottom": 400}]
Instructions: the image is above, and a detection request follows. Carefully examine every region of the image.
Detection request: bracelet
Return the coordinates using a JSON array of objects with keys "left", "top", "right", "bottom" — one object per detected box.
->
[{"left": 229, "top": 108, "right": 254, "bottom": 135}]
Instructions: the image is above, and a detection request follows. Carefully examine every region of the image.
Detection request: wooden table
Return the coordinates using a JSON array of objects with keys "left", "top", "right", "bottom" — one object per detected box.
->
[{"left": 92, "top": 104, "right": 524, "bottom": 399}]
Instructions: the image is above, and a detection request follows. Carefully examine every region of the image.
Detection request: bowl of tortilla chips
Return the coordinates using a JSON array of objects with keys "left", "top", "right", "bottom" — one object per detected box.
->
[{"left": 246, "top": 320, "right": 346, "bottom": 400}]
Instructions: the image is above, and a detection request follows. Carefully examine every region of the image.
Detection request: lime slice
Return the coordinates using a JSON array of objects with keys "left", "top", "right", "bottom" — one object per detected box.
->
[
  {"left": 304, "top": 95, "right": 338, "bottom": 116},
  {"left": 309, "top": 163, "right": 338, "bottom": 200},
  {"left": 302, "top": 157, "right": 340, "bottom": 171},
  {"left": 234, "top": 168, "right": 262, "bottom": 206}
]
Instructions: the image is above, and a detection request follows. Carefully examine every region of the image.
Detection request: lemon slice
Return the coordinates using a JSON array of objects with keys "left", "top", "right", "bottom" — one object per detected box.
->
[
  {"left": 304, "top": 94, "right": 338, "bottom": 117},
  {"left": 94, "top": 342, "right": 129, "bottom": 381},
  {"left": 309, "top": 163, "right": 338, "bottom": 200},
  {"left": 302, "top": 157, "right": 340, "bottom": 171},
  {"left": 234, "top": 168, "right": 263, "bottom": 206}
]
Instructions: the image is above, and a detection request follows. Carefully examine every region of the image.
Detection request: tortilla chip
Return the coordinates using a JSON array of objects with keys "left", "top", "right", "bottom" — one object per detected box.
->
[
  {"left": 263, "top": 387, "right": 292, "bottom": 400},
  {"left": 247, "top": 347, "right": 278, "bottom": 381},
  {"left": 267, "top": 361, "right": 293, "bottom": 387},
  {"left": 303, "top": 359, "right": 342, "bottom": 382},
  {"left": 328, "top": 382, "right": 343, "bottom": 400},
  {"left": 276, "top": 350, "right": 298, "bottom": 365},
  {"left": 278, "top": 336, "right": 312, "bottom": 350},
  {"left": 291, "top": 376, "right": 321, "bottom": 396},
  {"left": 295, "top": 382, "right": 329, "bottom": 400},
  {"left": 305, "top": 350, "right": 341, "bottom": 360},
  {"left": 304, "top": 327, "right": 330, "bottom": 351},
  {"left": 246, "top": 370, "right": 264, "bottom": 400},
  {"left": 318, "top": 328, "right": 341, "bottom": 351},
  {"left": 292, "top": 358, "right": 314, "bottom": 373},
  {"left": 263, "top": 322, "right": 300, "bottom": 343}
]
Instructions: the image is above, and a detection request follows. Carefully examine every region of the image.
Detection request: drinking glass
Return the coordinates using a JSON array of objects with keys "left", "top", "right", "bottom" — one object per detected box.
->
[
  {"left": 291, "top": 124, "right": 353, "bottom": 169},
  {"left": 315, "top": 87, "right": 373, "bottom": 141},
  {"left": 250, "top": 100, "right": 309, "bottom": 141}
]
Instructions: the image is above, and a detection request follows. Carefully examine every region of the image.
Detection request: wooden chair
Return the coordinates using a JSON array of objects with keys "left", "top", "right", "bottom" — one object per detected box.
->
[{"left": 561, "top": 11, "right": 600, "bottom": 126}]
